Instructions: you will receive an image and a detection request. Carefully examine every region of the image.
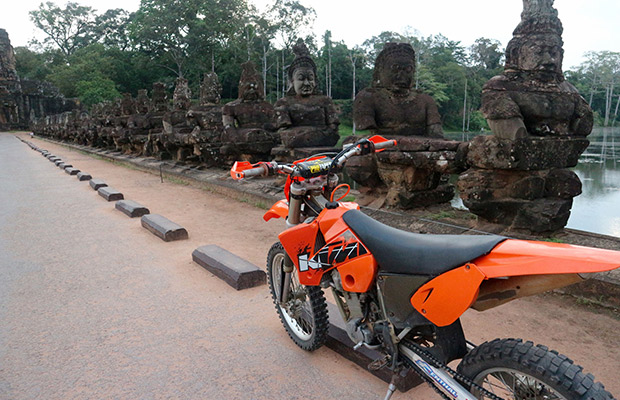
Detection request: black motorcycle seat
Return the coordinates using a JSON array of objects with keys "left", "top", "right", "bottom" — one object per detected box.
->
[{"left": 342, "top": 209, "right": 506, "bottom": 276}]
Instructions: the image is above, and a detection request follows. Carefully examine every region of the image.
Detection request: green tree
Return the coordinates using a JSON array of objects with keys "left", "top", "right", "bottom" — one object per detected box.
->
[
  {"left": 76, "top": 75, "right": 120, "bottom": 106},
  {"left": 93, "top": 8, "right": 133, "bottom": 50},
  {"left": 29, "top": 1, "right": 98, "bottom": 56},
  {"left": 568, "top": 51, "right": 620, "bottom": 126},
  {"left": 129, "top": 0, "right": 249, "bottom": 77}
]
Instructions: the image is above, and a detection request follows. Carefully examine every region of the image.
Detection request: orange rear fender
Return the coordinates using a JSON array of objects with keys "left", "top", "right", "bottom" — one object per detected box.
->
[
  {"left": 474, "top": 239, "right": 620, "bottom": 278},
  {"left": 410, "top": 264, "right": 486, "bottom": 327}
]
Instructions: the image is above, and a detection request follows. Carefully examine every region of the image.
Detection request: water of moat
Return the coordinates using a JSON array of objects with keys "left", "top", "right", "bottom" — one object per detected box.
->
[{"left": 448, "top": 127, "right": 620, "bottom": 237}]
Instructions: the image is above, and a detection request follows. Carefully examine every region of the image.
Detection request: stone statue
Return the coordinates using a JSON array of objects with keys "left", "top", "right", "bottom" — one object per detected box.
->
[
  {"left": 135, "top": 89, "right": 150, "bottom": 114},
  {"left": 480, "top": 0, "right": 592, "bottom": 139},
  {"left": 347, "top": 42, "right": 459, "bottom": 208},
  {"left": 186, "top": 72, "right": 225, "bottom": 166},
  {"left": 151, "top": 82, "right": 168, "bottom": 113},
  {"left": 274, "top": 39, "right": 339, "bottom": 149},
  {"left": 458, "top": 0, "right": 594, "bottom": 232},
  {"left": 353, "top": 43, "right": 443, "bottom": 138},
  {"left": 220, "top": 61, "right": 278, "bottom": 161},
  {"left": 160, "top": 77, "right": 194, "bottom": 160}
]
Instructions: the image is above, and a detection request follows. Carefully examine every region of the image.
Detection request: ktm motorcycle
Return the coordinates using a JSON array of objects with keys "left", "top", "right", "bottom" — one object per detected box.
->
[{"left": 230, "top": 136, "right": 618, "bottom": 400}]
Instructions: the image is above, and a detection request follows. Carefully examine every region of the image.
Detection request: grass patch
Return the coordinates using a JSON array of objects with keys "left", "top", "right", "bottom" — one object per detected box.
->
[
  {"left": 239, "top": 197, "right": 269, "bottom": 210},
  {"left": 165, "top": 175, "right": 190, "bottom": 186},
  {"left": 542, "top": 237, "right": 565, "bottom": 243},
  {"left": 337, "top": 125, "right": 370, "bottom": 147}
]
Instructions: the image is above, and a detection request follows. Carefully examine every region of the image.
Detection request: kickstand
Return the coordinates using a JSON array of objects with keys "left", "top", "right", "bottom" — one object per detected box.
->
[{"left": 383, "top": 374, "right": 398, "bottom": 400}]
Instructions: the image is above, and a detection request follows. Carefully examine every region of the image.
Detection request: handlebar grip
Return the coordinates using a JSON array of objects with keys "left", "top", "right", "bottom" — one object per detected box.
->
[
  {"left": 242, "top": 166, "right": 268, "bottom": 178},
  {"left": 373, "top": 139, "right": 397, "bottom": 150}
]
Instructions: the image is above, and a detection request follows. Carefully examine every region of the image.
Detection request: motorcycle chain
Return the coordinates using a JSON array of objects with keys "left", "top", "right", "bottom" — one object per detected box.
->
[{"left": 400, "top": 340, "right": 504, "bottom": 400}]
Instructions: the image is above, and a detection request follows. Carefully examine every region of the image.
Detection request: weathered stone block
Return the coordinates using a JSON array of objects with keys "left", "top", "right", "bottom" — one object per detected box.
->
[
  {"left": 396, "top": 184, "right": 455, "bottom": 208},
  {"left": 89, "top": 179, "right": 107, "bottom": 190},
  {"left": 77, "top": 172, "right": 92, "bottom": 181},
  {"left": 377, "top": 163, "right": 442, "bottom": 192},
  {"left": 457, "top": 168, "right": 582, "bottom": 204},
  {"left": 64, "top": 167, "right": 80, "bottom": 175},
  {"left": 463, "top": 197, "right": 573, "bottom": 233},
  {"left": 192, "top": 245, "right": 265, "bottom": 290},
  {"left": 467, "top": 136, "right": 589, "bottom": 170},
  {"left": 98, "top": 186, "right": 124, "bottom": 201},
  {"left": 544, "top": 169, "right": 582, "bottom": 199},
  {"left": 115, "top": 200, "right": 150, "bottom": 218},
  {"left": 141, "top": 214, "right": 188, "bottom": 242},
  {"left": 377, "top": 150, "right": 464, "bottom": 174},
  {"left": 344, "top": 154, "right": 383, "bottom": 188}
]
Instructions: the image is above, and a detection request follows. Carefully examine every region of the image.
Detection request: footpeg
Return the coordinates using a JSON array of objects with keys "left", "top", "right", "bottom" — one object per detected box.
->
[{"left": 368, "top": 355, "right": 389, "bottom": 371}]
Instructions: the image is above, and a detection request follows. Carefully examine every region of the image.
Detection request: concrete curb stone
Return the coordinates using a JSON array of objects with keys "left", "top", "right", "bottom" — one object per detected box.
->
[
  {"left": 192, "top": 245, "right": 265, "bottom": 290},
  {"left": 89, "top": 179, "right": 107, "bottom": 190},
  {"left": 77, "top": 172, "right": 92, "bottom": 181},
  {"left": 115, "top": 200, "right": 150, "bottom": 218},
  {"left": 98, "top": 186, "right": 124, "bottom": 201},
  {"left": 141, "top": 214, "right": 188, "bottom": 242}
]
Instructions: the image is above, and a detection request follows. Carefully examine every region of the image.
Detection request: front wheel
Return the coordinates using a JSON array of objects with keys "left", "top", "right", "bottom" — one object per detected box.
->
[
  {"left": 457, "top": 338, "right": 615, "bottom": 400},
  {"left": 266, "top": 242, "right": 328, "bottom": 351}
]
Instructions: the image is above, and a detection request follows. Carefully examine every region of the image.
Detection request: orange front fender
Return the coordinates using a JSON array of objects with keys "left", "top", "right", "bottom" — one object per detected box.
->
[{"left": 263, "top": 199, "right": 289, "bottom": 222}]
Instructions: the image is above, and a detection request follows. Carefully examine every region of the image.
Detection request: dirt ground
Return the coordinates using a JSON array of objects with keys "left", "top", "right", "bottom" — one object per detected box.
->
[{"left": 8, "top": 133, "right": 620, "bottom": 398}]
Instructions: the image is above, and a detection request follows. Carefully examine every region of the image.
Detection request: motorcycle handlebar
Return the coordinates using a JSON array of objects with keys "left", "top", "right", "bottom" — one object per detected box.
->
[
  {"left": 374, "top": 139, "right": 397, "bottom": 150},
  {"left": 242, "top": 166, "right": 268, "bottom": 178}
]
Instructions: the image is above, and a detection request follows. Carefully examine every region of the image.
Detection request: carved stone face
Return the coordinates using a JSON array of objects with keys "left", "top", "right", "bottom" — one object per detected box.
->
[
  {"left": 240, "top": 79, "right": 261, "bottom": 101},
  {"left": 517, "top": 35, "right": 563, "bottom": 80},
  {"left": 389, "top": 59, "right": 414, "bottom": 89},
  {"left": 292, "top": 67, "right": 316, "bottom": 96}
]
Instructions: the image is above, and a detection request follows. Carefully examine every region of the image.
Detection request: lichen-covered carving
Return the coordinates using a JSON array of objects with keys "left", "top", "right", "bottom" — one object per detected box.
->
[
  {"left": 348, "top": 42, "right": 454, "bottom": 208},
  {"left": 273, "top": 39, "right": 339, "bottom": 150},
  {"left": 458, "top": 0, "right": 594, "bottom": 232},
  {"left": 186, "top": 72, "right": 225, "bottom": 165},
  {"left": 353, "top": 43, "right": 443, "bottom": 138},
  {"left": 220, "top": 61, "right": 277, "bottom": 161}
]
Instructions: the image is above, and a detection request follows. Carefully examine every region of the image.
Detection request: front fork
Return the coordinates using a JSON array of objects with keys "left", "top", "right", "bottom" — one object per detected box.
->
[
  {"left": 280, "top": 186, "right": 304, "bottom": 305},
  {"left": 280, "top": 255, "right": 294, "bottom": 305}
]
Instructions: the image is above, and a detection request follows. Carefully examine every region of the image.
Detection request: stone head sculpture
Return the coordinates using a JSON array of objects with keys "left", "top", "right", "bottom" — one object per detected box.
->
[
  {"left": 120, "top": 93, "right": 135, "bottom": 116},
  {"left": 135, "top": 89, "right": 150, "bottom": 114},
  {"left": 505, "top": 0, "right": 564, "bottom": 82},
  {"left": 173, "top": 77, "right": 192, "bottom": 110},
  {"left": 152, "top": 82, "right": 168, "bottom": 112},
  {"left": 239, "top": 61, "right": 264, "bottom": 101},
  {"left": 373, "top": 43, "right": 416, "bottom": 94},
  {"left": 200, "top": 72, "right": 222, "bottom": 105},
  {"left": 287, "top": 39, "right": 319, "bottom": 97}
]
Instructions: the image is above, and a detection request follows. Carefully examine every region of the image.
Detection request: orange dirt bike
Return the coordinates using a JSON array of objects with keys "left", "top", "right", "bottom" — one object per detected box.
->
[{"left": 230, "top": 136, "right": 618, "bottom": 400}]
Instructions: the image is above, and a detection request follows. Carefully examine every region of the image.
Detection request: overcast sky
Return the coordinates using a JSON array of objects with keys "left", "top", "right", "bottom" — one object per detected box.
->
[{"left": 1, "top": 0, "right": 618, "bottom": 70}]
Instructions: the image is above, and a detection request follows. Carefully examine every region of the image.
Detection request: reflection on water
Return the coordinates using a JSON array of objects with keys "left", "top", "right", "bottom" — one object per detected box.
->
[{"left": 569, "top": 127, "right": 620, "bottom": 237}]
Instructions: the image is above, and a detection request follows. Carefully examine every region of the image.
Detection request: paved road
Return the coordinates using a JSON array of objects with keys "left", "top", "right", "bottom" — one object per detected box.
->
[
  {"left": 1, "top": 133, "right": 619, "bottom": 399},
  {"left": 0, "top": 133, "right": 395, "bottom": 399}
]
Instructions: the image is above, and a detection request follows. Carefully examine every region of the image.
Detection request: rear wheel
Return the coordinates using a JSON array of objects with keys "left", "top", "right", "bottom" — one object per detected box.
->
[
  {"left": 457, "top": 338, "right": 615, "bottom": 400},
  {"left": 266, "top": 242, "right": 328, "bottom": 351}
]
